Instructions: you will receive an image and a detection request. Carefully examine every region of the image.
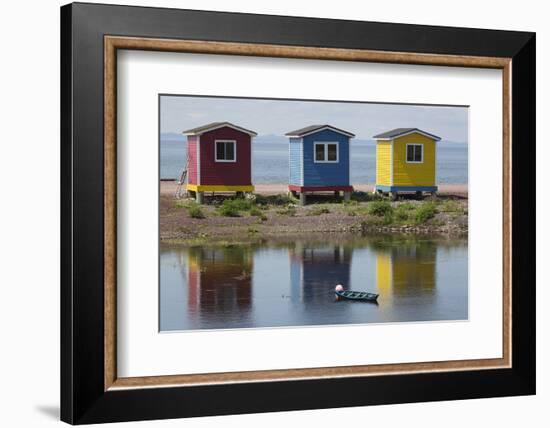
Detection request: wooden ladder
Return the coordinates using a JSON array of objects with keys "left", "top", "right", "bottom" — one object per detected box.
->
[{"left": 174, "top": 157, "right": 189, "bottom": 199}]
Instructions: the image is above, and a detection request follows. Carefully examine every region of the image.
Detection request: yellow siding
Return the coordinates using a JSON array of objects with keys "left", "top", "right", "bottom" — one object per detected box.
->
[
  {"left": 375, "top": 253, "right": 392, "bottom": 295},
  {"left": 392, "top": 133, "right": 436, "bottom": 186},
  {"left": 376, "top": 142, "right": 392, "bottom": 185}
]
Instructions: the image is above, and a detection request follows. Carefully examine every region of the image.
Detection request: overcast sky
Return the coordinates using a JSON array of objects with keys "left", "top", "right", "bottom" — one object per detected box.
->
[{"left": 160, "top": 95, "right": 468, "bottom": 142}]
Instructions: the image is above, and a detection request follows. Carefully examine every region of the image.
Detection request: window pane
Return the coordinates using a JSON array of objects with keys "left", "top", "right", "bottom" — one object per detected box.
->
[
  {"left": 315, "top": 144, "right": 325, "bottom": 161},
  {"left": 216, "top": 142, "right": 225, "bottom": 160},
  {"left": 414, "top": 145, "right": 422, "bottom": 162},
  {"left": 225, "top": 142, "right": 235, "bottom": 160},
  {"left": 327, "top": 144, "right": 337, "bottom": 161},
  {"left": 407, "top": 145, "right": 415, "bottom": 162}
]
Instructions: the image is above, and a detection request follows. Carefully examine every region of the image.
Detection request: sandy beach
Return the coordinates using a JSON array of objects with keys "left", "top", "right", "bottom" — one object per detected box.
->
[{"left": 161, "top": 181, "right": 468, "bottom": 198}]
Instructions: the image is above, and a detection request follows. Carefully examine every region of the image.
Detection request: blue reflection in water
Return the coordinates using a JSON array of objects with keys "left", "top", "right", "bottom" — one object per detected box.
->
[{"left": 160, "top": 237, "right": 468, "bottom": 331}]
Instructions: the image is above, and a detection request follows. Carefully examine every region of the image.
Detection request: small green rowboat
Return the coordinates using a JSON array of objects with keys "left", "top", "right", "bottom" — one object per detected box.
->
[{"left": 335, "top": 290, "right": 379, "bottom": 302}]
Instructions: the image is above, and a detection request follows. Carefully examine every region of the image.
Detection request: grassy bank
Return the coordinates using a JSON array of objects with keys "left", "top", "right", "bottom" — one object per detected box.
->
[{"left": 160, "top": 191, "right": 467, "bottom": 244}]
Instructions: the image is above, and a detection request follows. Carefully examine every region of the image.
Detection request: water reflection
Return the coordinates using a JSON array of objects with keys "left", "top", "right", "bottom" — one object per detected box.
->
[
  {"left": 290, "top": 244, "right": 352, "bottom": 304},
  {"left": 375, "top": 241, "right": 436, "bottom": 301},
  {"left": 184, "top": 247, "right": 253, "bottom": 326},
  {"left": 160, "top": 237, "right": 467, "bottom": 331}
]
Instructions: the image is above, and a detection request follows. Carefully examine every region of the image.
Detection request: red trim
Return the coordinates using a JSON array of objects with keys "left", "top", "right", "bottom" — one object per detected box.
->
[{"left": 288, "top": 185, "right": 353, "bottom": 192}]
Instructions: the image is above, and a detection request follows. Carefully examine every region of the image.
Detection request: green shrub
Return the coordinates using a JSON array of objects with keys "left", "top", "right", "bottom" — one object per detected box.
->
[
  {"left": 439, "top": 200, "right": 461, "bottom": 213},
  {"left": 368, "top": 200, "right": 394, "bottom": 217},
  {"left": 394, "top": 203, "right": 415, "bottom": 222},
  {"left": 217, "top": 198, "right": 256, "bottom": 217},
  {"left": 308, "top": 206, "right": 330, "bottom": 216},
  {"left": 187, "top": 205, "right": 205, "bottom": 219},
  {"left": 399, "top": 202, "right": 415, "bottom": 210},
  {"left": 276, "top": 205, "right": 296, "bottom": 216},
  {"left": 414, "top": 202, "right": 437, "bottom": 224},
  {"left": 249, "top": 207, "right": 263, "bottom": 217},
  {"left": 383, "top": 212, "right": 394, "bottom": 225},
  {"left": 224, "top": 198, "right": 255, "bottom": 211},
  {"left": 394, "top": 208, "right": 409, "bottom": 222},
  {"left": 218, "top": 204, "right": 240, "bottom": 217}
]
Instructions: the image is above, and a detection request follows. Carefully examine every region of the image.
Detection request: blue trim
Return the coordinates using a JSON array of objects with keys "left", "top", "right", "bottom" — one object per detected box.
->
[{"left": 375, "top": 185, "right": 438, "bottom": 192}]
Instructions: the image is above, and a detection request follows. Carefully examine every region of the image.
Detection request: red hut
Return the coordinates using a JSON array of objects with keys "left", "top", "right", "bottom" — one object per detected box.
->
[{"left": 182, "top": 122, "right": 258, "bottom": 203}]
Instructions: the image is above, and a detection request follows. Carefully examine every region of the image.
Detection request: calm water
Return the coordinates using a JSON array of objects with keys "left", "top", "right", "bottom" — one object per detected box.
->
[
  {"left": 160, "top": 236, "right": 468, "bottom": 331},
  {"left": 161, "top": 139, "right": 468, "bottom": 184}
]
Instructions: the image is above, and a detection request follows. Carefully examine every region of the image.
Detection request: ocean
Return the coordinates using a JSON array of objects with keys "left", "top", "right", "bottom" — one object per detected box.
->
[{"left": 160, "top": 138, "right": 468, "bottom": 184}]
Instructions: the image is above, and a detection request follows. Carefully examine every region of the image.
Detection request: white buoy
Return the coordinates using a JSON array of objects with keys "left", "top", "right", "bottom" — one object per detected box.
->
[{"left": 335, "top": 284, "right": 344, "bottom": 292}]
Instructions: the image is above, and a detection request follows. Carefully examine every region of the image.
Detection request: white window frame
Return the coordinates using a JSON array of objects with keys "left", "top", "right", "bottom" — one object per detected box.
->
[
  {"left": 214, "top": 139, "right": 237, "bottom": 163},
  {"left": 405, "top": 143, "right": 423, "bottom": 164},
  {"left": 313, "top": 141, "right": 339, "bottom": 163}
]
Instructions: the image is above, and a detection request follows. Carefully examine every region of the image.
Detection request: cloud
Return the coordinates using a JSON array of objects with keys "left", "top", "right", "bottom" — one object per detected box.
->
[{"left": 160, "top": 95, "right": 468, "bottom": 143}]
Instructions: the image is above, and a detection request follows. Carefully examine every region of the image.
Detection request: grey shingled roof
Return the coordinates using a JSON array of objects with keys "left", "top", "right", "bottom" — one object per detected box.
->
[
  {"left": 183, "top": 122, "right": 257, "bottom": 136},
  {"left": 285, "top": 124, "right": 355, "bottom": 138},
  {"left": 373, "top": 128, "right": 441, "bottom": 141}
]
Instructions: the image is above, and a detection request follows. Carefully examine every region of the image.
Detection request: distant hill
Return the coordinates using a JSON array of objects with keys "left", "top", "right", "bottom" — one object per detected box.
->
[{"left": 161, "top": 132, "right": 185, "bottom": 141}]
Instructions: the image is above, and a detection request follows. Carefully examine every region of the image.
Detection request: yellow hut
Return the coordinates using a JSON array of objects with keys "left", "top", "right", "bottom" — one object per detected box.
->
[{"left": 373, "top": 128, "right": 441, "bottom": 198}]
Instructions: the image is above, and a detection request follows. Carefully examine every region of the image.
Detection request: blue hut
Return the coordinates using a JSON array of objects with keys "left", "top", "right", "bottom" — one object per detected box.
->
[{"left": 285, "top": 125, "right": 356, "bottom": 205}]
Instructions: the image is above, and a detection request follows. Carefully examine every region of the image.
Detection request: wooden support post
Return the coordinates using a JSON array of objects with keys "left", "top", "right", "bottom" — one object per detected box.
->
[
  {"left": 334, "top": 190, "right": 340, "bottom": 197},
  {"left": 415, "top": 191, "right": 423, "bottom": 199},
  {"left": 196, "top": 192, "right": 204, "bottom": 204},
  {"left": 299, "top": 193, "right": 306, "bottom": 206},
  {"left": 236, "top": 191, "right": 244, "bottom": 198},
  {"left": 344, "top": 191, "right": 351, "bottom": 202},
  {"left": 389, "top": 191, "right": 398, "bottom": 201}
]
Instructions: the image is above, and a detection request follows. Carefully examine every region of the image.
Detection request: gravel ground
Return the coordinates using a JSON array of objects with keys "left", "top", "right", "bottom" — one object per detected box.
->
[{"left": 159, "top": 182, "right": 468, "bottom": 243}]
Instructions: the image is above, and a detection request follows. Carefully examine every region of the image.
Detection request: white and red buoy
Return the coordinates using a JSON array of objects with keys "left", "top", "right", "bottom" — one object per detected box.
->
[{"left": 335, "top": 284, "right": 344, "bottom": 292}]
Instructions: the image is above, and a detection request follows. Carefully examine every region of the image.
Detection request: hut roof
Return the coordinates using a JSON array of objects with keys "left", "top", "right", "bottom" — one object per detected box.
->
[
  {"left": 373, "top": 128, "right": 441, "bottom": 141},
  {"left": 285, "top": 125, "right": 355, "bottom": 138},
  {"left": 183, "top": 122, "right": 258, "bottom": 136}
]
